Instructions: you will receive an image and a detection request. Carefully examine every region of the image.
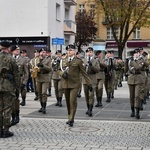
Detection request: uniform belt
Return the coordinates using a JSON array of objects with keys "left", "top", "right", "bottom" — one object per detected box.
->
[
  {"left": 39, "top": 72, "right": 48, "bottom": 74},
  {"left": 131, "top": 72, "right": 141, "bottom": 75},
  {"left": 100, "top": 70, "right": 104, "bottom": 72}
]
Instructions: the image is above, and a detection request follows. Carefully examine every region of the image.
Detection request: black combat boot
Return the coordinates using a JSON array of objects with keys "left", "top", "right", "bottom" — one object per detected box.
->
[
  {"left": 111, "top": 92, "right": 114, "bottom": 99},
  {"left": 106, "top": 93, "right": 111, "bottom": 102},
  {"left": 34, "top": 92, "right": 38, "bottom": 101},
  {"left": 130, "top": 107, "right": 135, "bottom": 117},
  {"left": 86, "top": 104, "right": 89, "bottom": 114},
  {"left": 15, "top": 110, "right": 20, "bottom": 124},
  {"left": 58, "top": 97, "right": 62, "bottom": 107},
  {"left": 20, "top": 97, "right": 26, "bottom": 106},
  {"left": 38, "top": 102, "right": 43, "bottom": 112},
  {"left": 140, "top": 100, "right": 143, "bottom": 110},
  {"left": 2, "top": 131, "right": 14, "bottom": 138},
  {"left": 135, "top": 108, "right": 140, "bottom": 119},
  {"left": 95, "top": 97, "right": 102, "bottom": 107},
  {"left": 11, "top": 113, "right": 16, "bottom": 126},
  {"left": 42, "top": 103, "right": 46, "bottom": 114},
  {"left": 48, "top": 88, "right": 51, "bottom": 96},
  {"left": 143, "top": 96, "right": 147, "bottom": 104},
  {"left": 55, "top": 97, "right": 59, "bottom": 106},
  {"left": 0, "top": 130, "right": 3, "bottom": 138},
  {"left": 77, "top": 89, "right": 81, "bottom": 98},
  {"left": 88, "top": 104, "right": 93, "bottom": 117}
]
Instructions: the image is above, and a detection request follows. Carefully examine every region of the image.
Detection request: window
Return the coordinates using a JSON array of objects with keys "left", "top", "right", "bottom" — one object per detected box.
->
[
  {"left": 107, "top": 27, "right": 118, "bottom": 40},
  {"left": 133, "top": 27, "right": 140, "bottom": 39},
  {"left": 79, "top": 4, "right": 85, "bottom": 13},
  {"left": 90, "top": 4, "right": 95, "bottom": 18},
  {"left": 56, "top": 3, "right": 60, "bottom": 21}
]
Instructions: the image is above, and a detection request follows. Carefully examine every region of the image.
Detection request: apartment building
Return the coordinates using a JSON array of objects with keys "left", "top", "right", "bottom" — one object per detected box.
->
[
  {"left": 76, "top": 0, "right": 150, "bottom": 58},
  {"left": 0, "top": 0, "right": 76, "bottom": 57}
]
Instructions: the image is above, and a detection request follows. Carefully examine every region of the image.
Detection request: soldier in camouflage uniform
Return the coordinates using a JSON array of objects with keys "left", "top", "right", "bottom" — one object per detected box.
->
[
  {"left": 10, "top": 45, "right": 29, "bottom": 126},
  {"left": 0, "top": 42, "right": 20, "bottom": 138}
]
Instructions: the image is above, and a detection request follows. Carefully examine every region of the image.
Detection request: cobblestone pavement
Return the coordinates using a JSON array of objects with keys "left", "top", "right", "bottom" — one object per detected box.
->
[{"left": 0, "top": 81, "right": 150, "bottom": 150}]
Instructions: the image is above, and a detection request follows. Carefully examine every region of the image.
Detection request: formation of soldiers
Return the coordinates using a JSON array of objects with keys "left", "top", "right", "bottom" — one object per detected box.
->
[{"left": 0, "top": 41, "right": 149, "bottom": 138}]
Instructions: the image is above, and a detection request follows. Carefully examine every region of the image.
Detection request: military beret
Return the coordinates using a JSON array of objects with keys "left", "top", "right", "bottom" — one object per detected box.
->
[
  {"left": 95, "top": 50, "right": 102, "bottom": 56},
  {"left": 10, "top": 45, "right": 20, "bottom": 51},
  {"left": 138, "top": 47, "right": 143, "bottom": 51},
  {"left": 106, "top": 50, "right": 114, "bottom": 54},
  {"left": 47, "top": 49, "right": 51, "bottom": 53},
  {"left": 66, "top": 44, "right": 75, "bottom": 50},
  {"left": 86, "top": 47, "right": 93, "bottom": 53},
  {"left": 0, "top": 41, "right": 11, "bottom": 49},
  {"left": 76, "top": 52, "right": 81, "bottom": 55},
  {"left": 62, "top": 53, "right": 66, "bottom": 56},
  {"left": 142, "top": 51, "right": 148, "bottom": 56},
  {"left": 55, "top": 50, "right": 62, "bottom": 54},
  {"left": 34, "top": 49, "right": 39, "bottom": 53},
  {"left": 20, "top": 49, "right": 27, "bottom": 53},
  {"left": 39, "top": 48, "right": 46, "bottom": 52},
  {"left": 133, "top": 48, "right": 140, "bottom": 54}
]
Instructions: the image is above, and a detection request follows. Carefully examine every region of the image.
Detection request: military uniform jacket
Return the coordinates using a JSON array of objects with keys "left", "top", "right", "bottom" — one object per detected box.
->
[
  {"left": 16, "top": 55, "right": 29, "bottom": 85},
  {"left": 82, "top": 57, "right": 100, "bottom": 85},
  {"left": 36, "top": 56, "right": 52, "bottom": 83},
  {"left": 96, "top": 58, "right": 107, "bottom": 80},
  {"left": 52, "top": 57, "right": 61, "bottom": 80},
  {"left": 59, "top": 56, "right": 91, "bottom": 89},
  {"left": 0, "top": 52, "right": 20, "bottom": 92},
  {"left": 127, "top": 59, "right": 145, "bottom": 85}
]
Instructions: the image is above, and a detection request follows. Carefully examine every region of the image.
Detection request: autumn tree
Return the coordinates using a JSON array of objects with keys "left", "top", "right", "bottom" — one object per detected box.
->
[
  {"left": 95, "top": 0, "right": 150, "bottom": 58},
  {"left": 75, "top": 10, "right": 98, "bottom": 52}
]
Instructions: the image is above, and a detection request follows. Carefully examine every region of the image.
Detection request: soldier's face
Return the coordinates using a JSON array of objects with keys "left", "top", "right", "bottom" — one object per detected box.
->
[
  {"left": 40, "top": 51, "right": 47, "bottom": 58},
  {"left": 12, "top": 49, "right": 20, "bottom": 56},
  {"left": 67, "top": 48, "right": 75, "bottom": 57}
]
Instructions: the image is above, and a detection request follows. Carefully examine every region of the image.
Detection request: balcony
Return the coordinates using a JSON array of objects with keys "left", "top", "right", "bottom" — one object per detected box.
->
[
  {"left": 64, "top": 0, "right": 76, "bottom": 6},
  {"left": 64, "top": 20, "right": 76, "bottom": 35}
]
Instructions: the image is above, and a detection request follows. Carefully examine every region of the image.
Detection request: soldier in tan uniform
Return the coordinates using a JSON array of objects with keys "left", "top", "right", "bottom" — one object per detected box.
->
[
  {"left": 36, "top": 48, "right": 52, "bottom": 114},
  {"left": 10, "top": 45, "right": 29, "bottom": 125},
  {"left": 128, "top": 49, "right": 147, "bottom": 119},
  {"left": 52, "top": 50, "right": 63, "bottom": 107},
  {"left": 29, "top": 49, "right": 40, "bottom": 100},
  {"left": 95, "top": 50, "right": 107, "bottom": 107},
  {"left": 83, "top": 47, "right": 100, "bottom": 116},
  {"left": 0, "top": 42, "right": 20, "bottom": 138},
  {"left": 47, "top": 49, "right": 53, "bottom": 96},
  {"left": 59, "top": 44, "right": 91, "bottom": 127}
]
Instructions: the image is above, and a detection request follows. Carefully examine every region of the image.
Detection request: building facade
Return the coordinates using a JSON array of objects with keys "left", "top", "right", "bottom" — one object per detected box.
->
[
  {"left": 0, "top": 0, "right": 76, "bottom": 57},
  {"left": 76, "top": 0, "right": 150, "bottom": 59}
]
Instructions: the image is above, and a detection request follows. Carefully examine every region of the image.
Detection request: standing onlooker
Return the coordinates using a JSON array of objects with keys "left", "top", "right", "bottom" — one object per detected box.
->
[
  {"left": 0, "top": 42, "right": 20, "bottom": 138},
  {"left": 36, "top": 48, "right": 52, "bottom": 114},
  {"left": 59, "top": 44, "right": 91, "bottom": 127}
]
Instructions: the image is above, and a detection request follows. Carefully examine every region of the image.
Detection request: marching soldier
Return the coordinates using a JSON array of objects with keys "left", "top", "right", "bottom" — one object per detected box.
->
[
  {"left": 58, "top": 44, "right": 91, "bottom": 127},
  {"left": 138, "top": 47, "right": 149, "bottom": 108},
  {"left": 29, "top": 49, "right": 40, "bottom": 100},
  {"left": 10, "top": 45, "right": 28, "bottom": 126},
  {"left": 47, "top": 49, "right": 53, "bottom": 96},
  {"left": 83, "top": 47, "right": 99, "bottom": 116},
  {"left": 36, "top": 48, "right": 52, "bottom": 114},
  {"left": 104, "top": 50, "right": 114, "bottom": 102},
  {"left": 0, "top": 42, "right": 20, "bottom": 138},
  {"left": 95, "top": 50, "right": 107, "bottom": 107},
  {"left": 52, "top": 50, "right": 63, "bottom": 107},
  {"left": 127, "top": 48, "right": 146, "bottom": 119}
]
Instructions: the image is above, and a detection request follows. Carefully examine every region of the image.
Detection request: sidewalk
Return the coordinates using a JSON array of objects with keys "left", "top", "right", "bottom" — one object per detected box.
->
[{"left": 0, "top": 81, "right": 150, "bottom": 150}]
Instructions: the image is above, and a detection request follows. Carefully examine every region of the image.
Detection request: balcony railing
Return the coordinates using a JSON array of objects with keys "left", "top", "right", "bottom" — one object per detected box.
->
[
  {"left": 64, "top": 20, "right": 76, "bottom": 35},
  {"left": 64, "top": 0, "right": 76, "bottom": 6}
]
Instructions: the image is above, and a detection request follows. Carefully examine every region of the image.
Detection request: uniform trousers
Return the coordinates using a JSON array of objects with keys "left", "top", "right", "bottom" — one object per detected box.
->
[
  {"left": 64, "top": 88, "right": 78, "bottom": 122},
  {"left": 53, "top": 79, "right": 63, "bottom": 98},
  {"left": 0, "top": 92, "right": 14, "bottom": 131},
  {"left": 37, "top": 82, "right": 49, "bottom": 103},
  {"left": 128, "top": 84, "right": 142, "bottom": 108},
  {"left": 96, "top": 79, "right": 104, "bottom": 98}
]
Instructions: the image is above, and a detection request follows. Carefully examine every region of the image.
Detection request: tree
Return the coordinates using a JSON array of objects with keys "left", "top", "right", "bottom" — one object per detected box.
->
[
  {"left": 75, "top": 10, "right": 98, "bottom": 52},
  {"left": 95, "top": 0, "right": 150, "bottom": 58}
]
